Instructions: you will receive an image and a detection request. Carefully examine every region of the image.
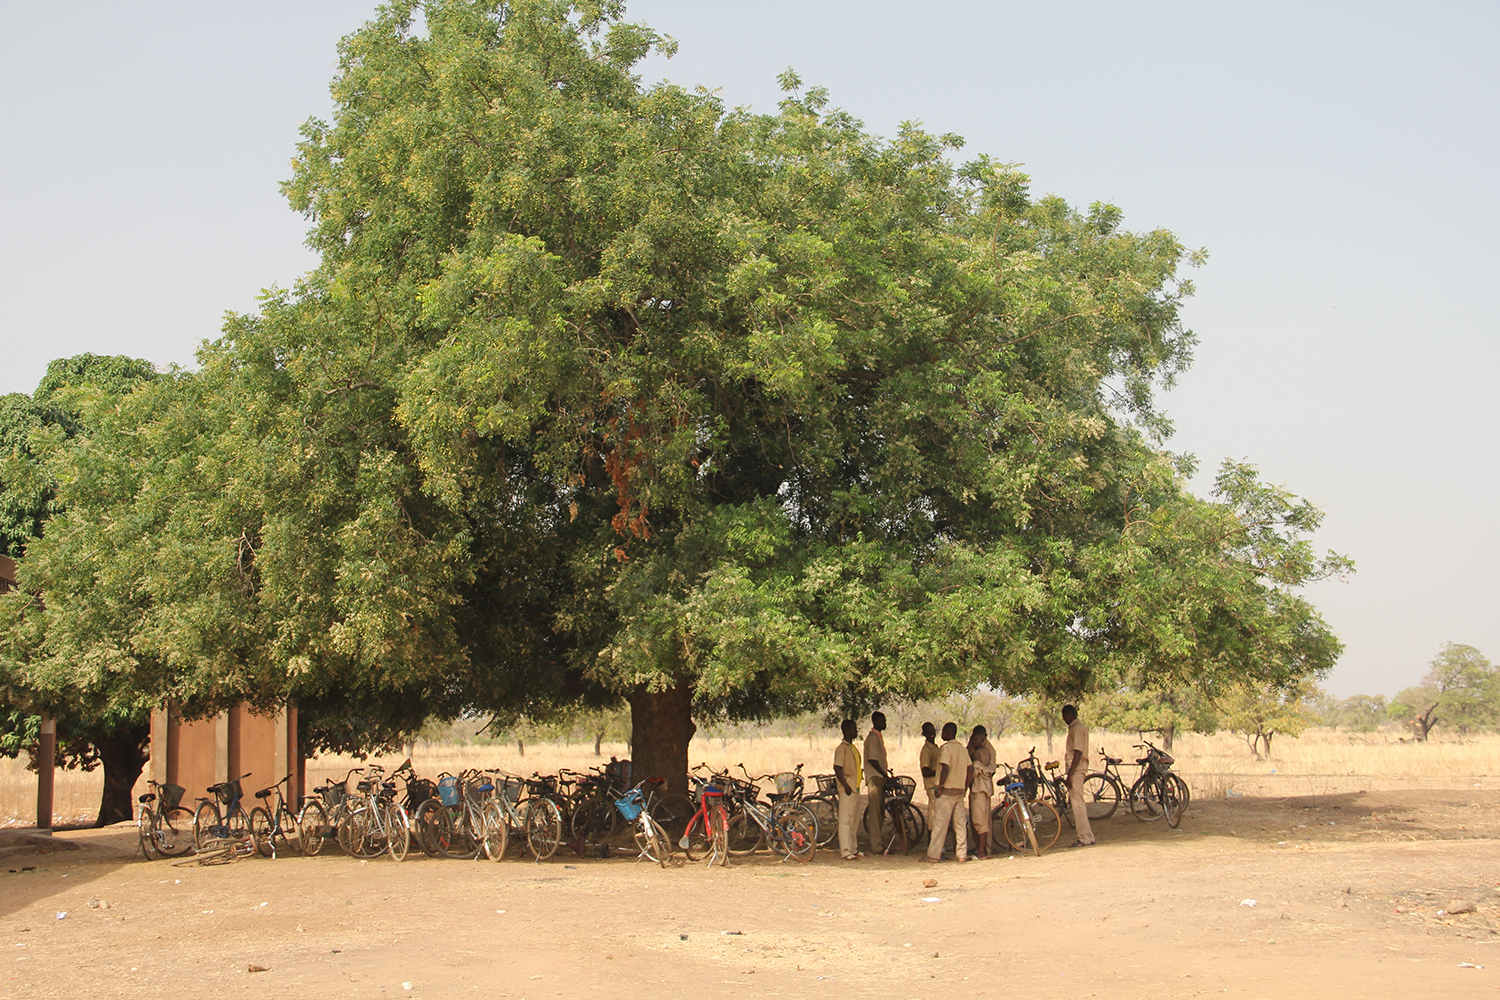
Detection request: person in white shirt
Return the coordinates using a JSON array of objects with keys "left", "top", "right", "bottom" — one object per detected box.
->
[
  {"left": 1062, "top": 704, "right": 1095, "bottom": 847},
  {"left": 922, "top": 722, "right": 972, "bottom": 863},
  {"left": 833, "top": 719, "right": 864, "bottom": 860}
]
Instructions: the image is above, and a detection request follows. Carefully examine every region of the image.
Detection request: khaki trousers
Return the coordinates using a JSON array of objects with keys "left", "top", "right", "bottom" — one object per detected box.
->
[
  {"left": 925, "top": 789, "right": 968, "bottom": 860},
  {"left": 837, "top": 786, "right": 862, "bottom": 858},
  {"left": 968, "top": 790, "right": 992, "bottom": 845},
  {"left": 865, "top": 776, "right": 886, "bottom": 850},
  {"left": 1068, "top": 768, "right": 1095, "bottom": 844}
]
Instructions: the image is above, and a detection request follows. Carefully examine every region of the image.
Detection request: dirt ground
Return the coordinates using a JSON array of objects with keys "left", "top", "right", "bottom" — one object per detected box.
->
[{"left": 2, "top": 789, "right": 1496, "bottom": 1000}]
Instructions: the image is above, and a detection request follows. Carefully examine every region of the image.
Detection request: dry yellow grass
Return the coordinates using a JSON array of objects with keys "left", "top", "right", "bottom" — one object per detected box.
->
[{"left": 4, "top": 728, "right": 1497, "bottom": 826}]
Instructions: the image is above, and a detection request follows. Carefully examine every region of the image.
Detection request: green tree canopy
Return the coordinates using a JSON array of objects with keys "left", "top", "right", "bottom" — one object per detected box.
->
[{"left": 2, "top": 0, "right": 1351, "bottom": 790}]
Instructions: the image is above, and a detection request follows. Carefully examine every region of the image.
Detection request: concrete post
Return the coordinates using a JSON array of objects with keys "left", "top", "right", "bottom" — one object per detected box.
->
[{"left": 36, "top": 715, "right": 55, "bottom": 831}]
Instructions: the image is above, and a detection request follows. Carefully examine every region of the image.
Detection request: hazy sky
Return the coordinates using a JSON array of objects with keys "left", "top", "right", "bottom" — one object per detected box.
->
[{"left": 2, "top": 1, "right": 1495, "bottom": 698}]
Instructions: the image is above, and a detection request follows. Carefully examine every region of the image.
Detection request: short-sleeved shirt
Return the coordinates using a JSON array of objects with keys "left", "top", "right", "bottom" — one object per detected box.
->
[
  {"left": 864, "top": 729, "right": 888, "bottom": 783},
  {"left": 834, "top": 740, "right": 862, "bottom": 792},
  {"left": 1064, "top": 718, "right": 1090, "bottom": 775},
  {"left": 969, "top": 739, "right": 997, "bottom": 797},
  {"left": 936, "top": 739, "right": 970, "bottom": 792},
  {"left": 919, "top": 741, "right": 940, "bottom": 791}
]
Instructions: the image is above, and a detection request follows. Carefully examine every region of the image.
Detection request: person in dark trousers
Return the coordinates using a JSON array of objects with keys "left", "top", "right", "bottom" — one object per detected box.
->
[{"left": 864, "top": 711, "right": 889, "bottom": 853}]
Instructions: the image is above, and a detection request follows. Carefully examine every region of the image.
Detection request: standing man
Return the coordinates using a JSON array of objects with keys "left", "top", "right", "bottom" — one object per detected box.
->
[
  {"left": 922, "top": 722, "right": 971, "bottom": 863},
  {"left": 834, "top": 719, "right": 864, "bottom": 861},
  {"left": 967, "top": 725, "right": 997, "bottom": 859},
  {"left": 864, "top": 712, "right": 889, "bottom": 854},
  {"left": 918, "top": 721, "right": 940, "bottom": 834},
  {"left": 1062, "top": 704, "right": 1095, "bottom": 847}
]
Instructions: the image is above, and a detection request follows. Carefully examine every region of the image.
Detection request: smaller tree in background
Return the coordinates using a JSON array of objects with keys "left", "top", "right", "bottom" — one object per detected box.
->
[
  {"left": 1331, "top": 694, "right": 1389, "bottom": 733},
  {"left": 1086, "top": 687, "right": 1219, "bottom": 753},
  {"left": 1390, "top": 643, "right": 1496, "bottom": 741},
  {"left": 1218, "top": 678, "right": 1320, "bottom": 759}
]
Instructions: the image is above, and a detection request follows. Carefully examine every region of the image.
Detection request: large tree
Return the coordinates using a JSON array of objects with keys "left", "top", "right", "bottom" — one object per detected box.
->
[
  {"left": 0, "top": 354, "right": 161, "bottom": 825},
  {"left": 3, "top": 0, "right": 1349, "bottom": 793}
]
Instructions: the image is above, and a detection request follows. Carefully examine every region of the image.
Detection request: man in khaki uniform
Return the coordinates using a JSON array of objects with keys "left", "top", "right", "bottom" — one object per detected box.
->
[
  {"left": 918, "top": 722, "right": 939, "bottom": 833},
  {"left": 922, "top": 722, "right": 971, "bottom": 862},
  {"left": 1062, "top": 704, "right": 1095, "bottom": 847},
  {"left": 967, "top": 725, "right": 997, "bottom": 859},
  {"left": 864, "top": 712, "right": 889, "bottom": 853},
  {"left": 834, "top": 719, "right": 864, "bottom": 860}
]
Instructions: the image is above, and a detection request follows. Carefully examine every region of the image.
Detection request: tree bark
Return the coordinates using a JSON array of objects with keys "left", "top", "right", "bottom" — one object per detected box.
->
[
  {"left": 1161, "top": 723, "right": 1176, "bottom": 752},
  {"left": 627, "top": 677, "right": 695, "bottom": 797},
  {"left": 93, "top": 723, "right": 149, "bottom": 827}
]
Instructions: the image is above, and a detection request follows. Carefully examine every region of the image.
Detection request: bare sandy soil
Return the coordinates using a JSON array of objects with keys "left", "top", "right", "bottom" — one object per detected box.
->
[{"left": 2, "top": 789, "right": 1497, "bottom": 1000}]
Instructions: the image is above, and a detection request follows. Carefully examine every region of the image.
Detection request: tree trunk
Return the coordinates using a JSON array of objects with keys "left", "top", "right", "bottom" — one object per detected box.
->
[
  {"left": 1161, "top": 723, "right": 1176, "bottom": 752},
  {"left": 594, "top": 731, "right": 603, "bottom": 757},
  {"left": 517, "top": 738, "right": 525, "bottom": 757},
  {"left": 1245, "top": 732, "right": 1262, "bottom": 761},
  {"left": 93, "top": 723, "right": 149, "bottom": 827},
  {"left": 627, "top": 677, "right": 696, "bottom": 797}
]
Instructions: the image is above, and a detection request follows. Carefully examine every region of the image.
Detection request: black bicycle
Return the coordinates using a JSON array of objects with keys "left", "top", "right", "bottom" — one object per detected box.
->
[
  {"left": 137, "top": 778, "right": 194, "bottom": 860},
  {"left": 248, "top": 773, "right": 300, "bottom": 858}
]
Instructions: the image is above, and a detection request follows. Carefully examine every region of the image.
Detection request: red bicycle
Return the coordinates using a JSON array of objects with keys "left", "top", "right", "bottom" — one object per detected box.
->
[{"left": 677, "top": 765, "right": 729, "bottom": 866}]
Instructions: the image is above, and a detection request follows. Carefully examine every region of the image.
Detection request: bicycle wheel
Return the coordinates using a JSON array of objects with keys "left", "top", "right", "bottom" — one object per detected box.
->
[
  {"left": 680, "top": 810, "right": 709, "bottom": 861},
  {"left": 773, "top": 810, "right": 816, "bottom": 862},
  {"left": 525, "top": 798, "right": 563, "bottom": 861},
  {"left": 1001, "top": 801, "right": 1040, "bottom": 856},
  {"left": 299, "top": 801, "right": 328, "bottom": 856},
  {"left": 1028, "top": 798, "right": 1062, "bottom": 851},
  {"left": 249, "top": 807, "right": 274, "bottom": 857},
  {"left": 1081, "top": 772, "right": 1122, "bottom": 820},
  {"left": 481, "top": 800, "right": 509, "bottom": 861},
  {"left": 138, "top": 806, "right": 159, "bottom": 861},
  {"left": 1128, "top": 775, "right": 1165, "bottom": 821},
  {"left": 634, "top": 816, "right": 671, "bottom": 867},
  {"left": 653, "top": 792, "right": 696, "bottom": 846},
  {"left": 385, "top": 802, "right": 411, "bottom": 861},
  {"left": 193, "top": 801, "right": 219, "bottom": 851},
  {"left": 1163, "top": 775, "right": 1185, "bottom": 829},
  {"left": 707, "top": 804, "right": 729, "bottom": 867},
  {"left": 439, "top": 804, "right": 481, "bottom": 860},
  {"left": 802, "top": 795, "right": 838, "bottom": 849},
  {"left": 273, "top": 805, "right": 299, "bottom": 856},
  {"left": 726, "top": 809, "right": 764, "bottom": 856},
  {"left": 157, "top": 806, "right": 196, "bottom": 857},
  {"left": 1168, "top": 772, "right": 1191, "bottom": 810}
]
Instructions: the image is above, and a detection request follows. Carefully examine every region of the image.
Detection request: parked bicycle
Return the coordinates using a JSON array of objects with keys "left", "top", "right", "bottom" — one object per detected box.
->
[
  {"left": 991, "top": 763, "right": 1061, "bottom": 855},
  {"left": 192, "top": 772, "right": 254, "bottom": 852},
  {"left": 248, "top": 773, "right": 300, "bottom": 858},
  {"left": 340, "top": 763, "right": 412, "bottom": 860},
  {"left": 677, "top": 767, "right": 729, "bottom": 865},
  {"left": 298, "top": 766, "right": 361, "bottom": 856},
  {"left": 137, "top": 778, "right": 194, "bottom": 860},
  {"left": 1127, "top": 741, "right": 1187, "bottom": 828},
  {"left": 724, "top": 765, "right": 816, "bottom": 862},
  {"left": 615, "top": 778, "right": 673, "bottom": 867}
]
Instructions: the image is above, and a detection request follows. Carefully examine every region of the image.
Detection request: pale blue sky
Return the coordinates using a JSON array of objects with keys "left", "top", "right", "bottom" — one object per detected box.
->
[{"left": 2, "top": 1, "right": 1495, "bottom": 698}]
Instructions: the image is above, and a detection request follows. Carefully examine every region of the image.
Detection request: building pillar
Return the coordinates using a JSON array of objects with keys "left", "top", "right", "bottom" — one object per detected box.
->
[{"left": 35, "top": 715, "right": 55, "bottom": 832}]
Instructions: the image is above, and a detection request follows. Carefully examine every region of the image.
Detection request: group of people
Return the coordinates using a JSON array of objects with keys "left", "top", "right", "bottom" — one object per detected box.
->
[{"left": 831, "top": 705, "right": 1097, "bottom": 862}]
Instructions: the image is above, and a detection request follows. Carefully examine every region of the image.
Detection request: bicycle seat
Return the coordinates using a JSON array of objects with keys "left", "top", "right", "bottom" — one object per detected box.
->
[
  {"left": 255, "top": 788, "right": 273, "bottom": 799},
  {"left": 1005, "top": 781, "right": 1025, "bottom": 792},
  {"left": 138, "top": 792, "right": 156, "bottom": 804},
  {"left": 1136, "top": 758, "right": 1151, "bottom": 766},
  {"left": 1105, "top": 756, "right": 1122, "bottom": 765},
  {"left": 1044, "top": 760, "right": 1060, "bottom": 770},
  {"left": 478, "top": 783, "right": 495, "bottom": 794}
]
